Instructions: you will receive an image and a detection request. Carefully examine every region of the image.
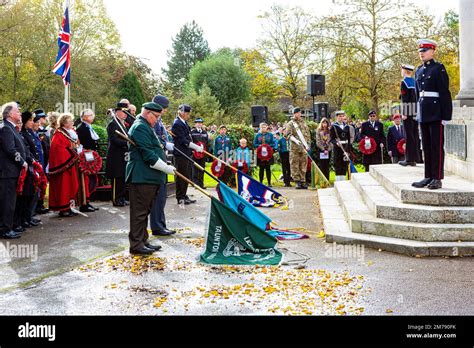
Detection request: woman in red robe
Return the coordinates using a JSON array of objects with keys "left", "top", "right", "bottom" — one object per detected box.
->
[{"left": 48, "top": 113, "right": 86, "bottom": 217}]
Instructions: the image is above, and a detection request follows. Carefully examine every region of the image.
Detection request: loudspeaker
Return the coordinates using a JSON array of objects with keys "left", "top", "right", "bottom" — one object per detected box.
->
[
  {"left": 307, "top": 74, "right": 325, "bottom": 96},
  {"left": 314, "top": 102, "right": 329, "bottom": 122},
  {"left": 251, "top": 105, "right": 268, "bottom": 127}
]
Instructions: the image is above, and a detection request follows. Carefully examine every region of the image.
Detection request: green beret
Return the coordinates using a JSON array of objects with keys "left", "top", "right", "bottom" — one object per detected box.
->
[{"left": 142, "top": 102, "right": 163, "bottom": 113}]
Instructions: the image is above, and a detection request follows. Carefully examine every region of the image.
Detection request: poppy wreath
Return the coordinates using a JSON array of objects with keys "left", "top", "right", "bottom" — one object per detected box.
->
[
  {"left": 193, "top": 141, "right": 206, "bottom": 160},
  {"left": 257, "top": 143, "right": 274, "bottom": 162},
  {"left": 358, "top": 136, "right": 377, "bottom": 155},
  {"left": 32, "top": 161, "right": 48, "bottom": 200},
  {"left": 78, "top": 150, "right": 103, "bottom": 175},
  {"left": 397, "top": 139, "right": 406, "bottom": 155},
  {"left": 211, "top": 159, "right": 225, "bottom": 177},
  {"left": 232, "top": 160, "right": 248, "bottom": 174},
  {"left": 16, "top": 166, "right": 27, "bottom": 195}
]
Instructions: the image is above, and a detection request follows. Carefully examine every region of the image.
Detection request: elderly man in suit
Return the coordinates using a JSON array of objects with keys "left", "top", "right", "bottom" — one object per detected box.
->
[
  {"left": 0, "top": 102, "right": 28, "bottom": 239},
  {"left": 387, "top": 114, "right": 406, "bottom": 164}
]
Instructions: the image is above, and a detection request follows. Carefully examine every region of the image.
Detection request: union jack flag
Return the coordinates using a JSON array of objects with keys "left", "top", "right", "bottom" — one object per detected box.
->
[{"left": 52, "top": 2, "right": 71, "bottom": 85}]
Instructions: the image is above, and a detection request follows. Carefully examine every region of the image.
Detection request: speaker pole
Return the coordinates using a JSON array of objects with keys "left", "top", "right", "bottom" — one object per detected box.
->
[{"left": 312, "top": 95, "right": 316, "bottom": 122}]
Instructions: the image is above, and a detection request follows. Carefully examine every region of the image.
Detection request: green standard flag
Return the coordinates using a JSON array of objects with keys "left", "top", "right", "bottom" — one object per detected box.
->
[{"left": 200, "top": 197, "right": 282, "bottom": 265}]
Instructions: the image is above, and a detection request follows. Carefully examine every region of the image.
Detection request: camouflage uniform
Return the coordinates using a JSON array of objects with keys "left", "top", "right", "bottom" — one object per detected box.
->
[{"left": 286, "top": 117, "right": 311, "bottom": 183}]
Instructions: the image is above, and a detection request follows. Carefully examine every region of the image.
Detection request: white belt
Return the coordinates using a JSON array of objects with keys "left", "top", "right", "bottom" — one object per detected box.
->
[
  {"left": 420, "top": 91, "right": 439, "bottom": 98},
  {"left": 339, "top": 140, "right": 348, "bottom": 144}
]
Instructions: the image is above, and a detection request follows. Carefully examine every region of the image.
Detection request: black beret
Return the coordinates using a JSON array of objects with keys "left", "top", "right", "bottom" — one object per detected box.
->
[
  {"left": 293, "top": 107, "right": 301, "bottom": 114},
  {"left": 153, "top": 95, "right": 169, "bottom": 109}
]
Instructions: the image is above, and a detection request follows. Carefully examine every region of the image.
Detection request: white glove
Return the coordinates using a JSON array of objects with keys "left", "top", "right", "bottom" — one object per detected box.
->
[
  {"left": 150, "top": 159, "right": 176, "bottom": 175},
  {"left": 77, "top": 144, "right": 83, "bottom": 154},
  {"left": 189, "top": 142, "right": 204, "bottom": 153},
  {"left": 442, "top": 120, "right": 449, "bottom": 126},
  {"left": 289, "top": 136, "right": 301, "bottom": 146},
  {"left": 165, "top": 142, "right": 174, "bottom": 151}
]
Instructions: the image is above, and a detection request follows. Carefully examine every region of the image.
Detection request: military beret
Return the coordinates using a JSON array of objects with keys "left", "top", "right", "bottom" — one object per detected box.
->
[
  {"left": 293, "top": 107, "right": 301, "bottom": 114},
  {"left": 142, "top": 102, "right": 163, "bottom": 113},
  {"left": 153, "top": 95, "right": 169, "bottom": 109},
  {"left": 194, "top": 118, "right": 204, "bottom": 123},
  {"left": 179, "top": 104, "right": 192, "bottom": 113},
  {"left": 417, "top": 39, "right": 437, "bottom": 52}
]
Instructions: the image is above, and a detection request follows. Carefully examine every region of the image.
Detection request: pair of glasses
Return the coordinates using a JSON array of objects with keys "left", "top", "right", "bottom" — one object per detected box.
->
[{"left": 150, "top": 111, "right": 161, "bottom": 119}]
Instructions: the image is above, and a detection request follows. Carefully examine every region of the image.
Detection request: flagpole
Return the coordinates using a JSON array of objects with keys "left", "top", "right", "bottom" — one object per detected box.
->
[{"left": 64, "top": 85, "right": 69, "bottom": 113}]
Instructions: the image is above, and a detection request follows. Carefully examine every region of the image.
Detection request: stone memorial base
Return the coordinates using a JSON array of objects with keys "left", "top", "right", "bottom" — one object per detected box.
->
[{"left": 318, "top": 164, "right": 474, "bottom": 257}]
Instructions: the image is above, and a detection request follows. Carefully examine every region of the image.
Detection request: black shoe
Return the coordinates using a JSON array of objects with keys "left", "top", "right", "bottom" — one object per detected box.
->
[
  {"left": 145, "top": 243, "right": 162, "bottom": 251},
  {"left": 284, "top": 183, "right": 292, "bottom": 187},
  {"left": 22, "top": 221, "right": 32, "bottom": 228},
  {"left": 1, "top": 230, "right": 21, "bottom": 239},
  {"left": 36, "top": 207, "right": 50, "bottom": 214},
  {"left": 295, "top": 182, "right": 303, "bottom": 190},
  {"left": 123, "top": 200, "right": 130, "bottom": 206},
  {"left": 130, "top": 246, "right": 154, "bottom": 256},
  {"left": 152, "top": 228, "right": 176, "bottom": 236},
  {"left": 427, "top": 179, "right": 442, "bottom": 190},
  {"left": 59, "top": 210, "right": 78, "bottom": 217},
  {"left": 87, "top": 203, "right": 99, "bottom": 211},
  {"left": 302, "top": 182, "right": 309, "bottom": 189},
  {"left": 14, "top": 226, "right": 26, "bottom": 233},
  {"left": 113, "top": 201, "right": 126, "bottom": 207},
  {"left": 26, "top": 220, "right": 40, "bottom": 227},
  {"left": 31, "top": 217, "right": 41, "bottom": 224},
  {"left": 412, "top": 178, "right": 432, "bottom": 188},
  {"left": 80, "top": 205, "right": 96, "bottom": 213},
  {"left": 399, "top": 160, "right": 416, "bottom": 167},
  {"left": 184, "top": 198, "right": 196, "bottom": 205}
]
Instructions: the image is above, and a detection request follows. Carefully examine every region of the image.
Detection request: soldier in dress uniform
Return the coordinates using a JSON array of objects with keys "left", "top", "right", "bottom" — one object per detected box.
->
[
  {"left": 412, "top": 39, "right": 452, "bottom": 190},
  {"left": 191, "top": 118, "right": 209, "bottom": 188},
  {"left": 285, "top": 107, "right": 311, "bottom": 189},
  {"left": 360, "top": 110, "right": 386, "bottom": 172},
  {"left": 399, "top": 64, "right": 421, "bottom": 166},
  {"left": 330, "top": 110, "right": 354, "bottom": 181}
]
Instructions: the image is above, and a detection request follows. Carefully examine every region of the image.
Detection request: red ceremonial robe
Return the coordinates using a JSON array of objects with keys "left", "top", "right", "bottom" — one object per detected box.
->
[{"left": 48, "top": 130, "right": 80, "bottom": 211}]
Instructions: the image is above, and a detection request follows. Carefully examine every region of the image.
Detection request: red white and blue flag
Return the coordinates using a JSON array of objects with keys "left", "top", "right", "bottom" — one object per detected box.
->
[{"left": 52, "top": 2, "right": 71, "bottom": 85}]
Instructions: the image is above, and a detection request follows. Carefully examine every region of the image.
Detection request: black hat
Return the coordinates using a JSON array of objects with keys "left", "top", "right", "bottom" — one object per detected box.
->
[
  {"left": 33, "top": 108, "right": 47, "bottom": 122},
  {"left": 142, "top": 102, "right": 163, "bottom": 113},
  {"left": 21, "top": 111, "right": 33, "bottom": 125},
  {"left": 194, "top": 118, "right": 204, "bottom": 123},
  {"left": 368, "top": 110, "right": 376, "bottom": 116},
  {"left": 153, "top": 95, "right": 169, "bottom": 109},
  {"left": 115, "top": 102, "right": 129, "bottom": 111},
  {"left": 179, "top": 104, "right": 192, "bottom": 113},
  {"left": 293, "top": 107, "right": 301, "bottom": 114}
]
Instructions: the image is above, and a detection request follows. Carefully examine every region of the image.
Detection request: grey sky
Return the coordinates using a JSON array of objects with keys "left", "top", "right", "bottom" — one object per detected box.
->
[{"left": 103, "top": 0, "right": 459, "bottom": 75}]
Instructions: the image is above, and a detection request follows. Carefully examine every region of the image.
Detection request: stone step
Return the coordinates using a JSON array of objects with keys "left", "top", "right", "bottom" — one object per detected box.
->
[
  {"left": 318, "top": 188, "right": 474, "bottom": 257},
  {"left": 351, "top": 173, "right": 474, "bottom": 224},
  {"left": 369, "top": 164, "right": 474, "bottom": 206},
  {"left": 333, "top": 181, "right": 474, "bottom": 242}
]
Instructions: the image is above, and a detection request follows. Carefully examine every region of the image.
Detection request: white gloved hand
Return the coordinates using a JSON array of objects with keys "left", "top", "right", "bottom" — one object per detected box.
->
[
  {"left": 289, "top": 136, "right": 302, "bottom": 146},
  {"left": 188, "top": 142, "right": 204, "bottom": 153},
  {"left": 77, "top": 144, "right": 83, "bottom": 154},
  {"left": 442, "top": 120, "right": 449, "bottom": 126},
  {"left": 165, "top": 142, "right": 174, "bottom": 152},
  {"left": 150, "top": 158, "right": 176, "bottom": 175}
]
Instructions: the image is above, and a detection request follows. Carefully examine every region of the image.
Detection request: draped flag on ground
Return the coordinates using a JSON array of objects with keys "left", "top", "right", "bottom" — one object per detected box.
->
[
  {"left": 236, "top": 171, "right": 284, "bottom": 207},
  {"left": 216, "top": 182, "right": 309, "bottom": 241},
  {"left": 200, "top": 197, "right": 282, "bottom": 265},
  {"left": 52, "top": 1, "right": 71, "bottom": 85}
]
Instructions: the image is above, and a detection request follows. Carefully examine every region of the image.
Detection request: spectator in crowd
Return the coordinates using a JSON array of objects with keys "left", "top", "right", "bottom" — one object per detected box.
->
[
  {"left": 276, "top": 130, "right": 291, "bottom": 187},
  {"left": 315, "top": 117, "right": 332, "bottom": 182},
  {"left": 76, "top": 109, "right": 101, "bottom": 212},
  {"left": 129, "top": 104, "right": 137, "bottom": 116},
  {"left": 46, "top": 111, "right": 59, "bottom": 139},
  {"left": 387, "top": 114, "right": 406, "bottom": 164},
  {"left": 32, "top": 110, "right": 49, "bottom": 215},
  {"left": 106, "top": 103, "right": 130, "bottom": 207},
  {"left": 48, "top": 113, "right": 82, "bottom": 217},
  {"left": 253, "top": 122, "right": 277, "bottom": 187},
  {"left": 0, "top": 102, "right": 28, "bottom": 239},
  {"left": 190, "top": 118, "right": 209, "bottom": 188},
  {"left": 235, "top": 138, "right": 251, "bottom": 174},
  {"left": 213, "top": 125, "right": 233, "bottom": 185}
]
